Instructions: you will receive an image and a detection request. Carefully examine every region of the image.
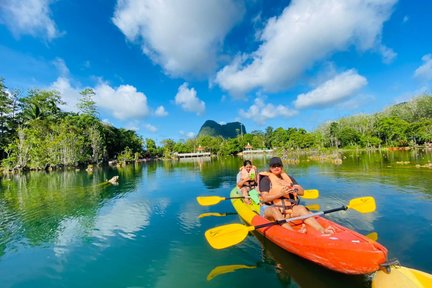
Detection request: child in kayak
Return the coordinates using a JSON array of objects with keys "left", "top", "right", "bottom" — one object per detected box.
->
[
  {"left": 236, "top": 160, "right": 258, "bottom": 205},
  {"left": 259, "top": 157, "right": 335, "bottom": 235}
]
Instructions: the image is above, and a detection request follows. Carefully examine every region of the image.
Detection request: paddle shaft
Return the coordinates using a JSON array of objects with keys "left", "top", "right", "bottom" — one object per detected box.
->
[
  {"left": 254, "top": 205, "right": 348, "bottom": 230},
  {"left": 228, "top": 196, "right": 251, "bottom": 200}
]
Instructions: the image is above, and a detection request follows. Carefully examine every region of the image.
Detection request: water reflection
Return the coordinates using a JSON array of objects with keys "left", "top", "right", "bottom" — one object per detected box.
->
[
  {"left": 317, "top": 150, "right": 432, "bottom": 198},
  {"left": 0, "top": 164, "right": 145, "bottom": 257},
  {"left": 254, "top": 232, "right": 370, "bottom": 288},
  {"left": 177, "top": 201, "right": 202, "bottom": 234},
  {"left": 199, "top": 157, "right": 242, "bottom": 189},
  {"left": 0, "top": 151, "right": 431, "bottom": 287}
]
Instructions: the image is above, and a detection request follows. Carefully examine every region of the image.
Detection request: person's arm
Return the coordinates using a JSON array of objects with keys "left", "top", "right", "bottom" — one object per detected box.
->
[
  {"left": 288, "top": 175, "right": 304, "bottom": 196},
  {"left": 236, "top": 172, "right": 243, "bottom": 188}
]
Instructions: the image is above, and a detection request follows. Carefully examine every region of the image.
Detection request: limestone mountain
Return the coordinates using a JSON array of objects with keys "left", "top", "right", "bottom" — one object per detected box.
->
[{"left": 197, "top": 120, "right": 246, "bottom": 138}]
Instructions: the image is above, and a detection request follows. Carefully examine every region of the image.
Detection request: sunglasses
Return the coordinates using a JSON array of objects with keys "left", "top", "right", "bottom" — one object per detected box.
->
[{"left": 270, "top": 164, "right": 282, "bottom": 168}]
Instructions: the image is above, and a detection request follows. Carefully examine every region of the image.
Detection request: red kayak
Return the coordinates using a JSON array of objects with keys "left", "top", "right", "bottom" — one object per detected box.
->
[{"left": 229, "top": 187, "right": 388, "bottom": 275}]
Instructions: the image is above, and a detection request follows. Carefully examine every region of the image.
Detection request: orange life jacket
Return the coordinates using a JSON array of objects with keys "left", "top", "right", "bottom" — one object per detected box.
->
[
  {"left": 239, "top": 166, "right": 257, "bottom": 189},
  {"left": 239, "top": 166, "right": 257, "bottom": 182},
  {"left": 258, "top": 171, "right": 298, "bottom": 213}
]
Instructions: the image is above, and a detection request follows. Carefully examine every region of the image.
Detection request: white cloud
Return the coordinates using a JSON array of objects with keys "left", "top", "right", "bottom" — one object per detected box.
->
[
  {"left": 216, "top": 0, "right": 396, "bottom": 96},
  {"left": 154, "top": 105, "right": 168, "bottom": 117},
  {"left": 112, "top": 0, "right": 244, "bottom": 77},
  {"left": 49, "top": 75, "right": 153, "bottom": 121},
  {"left": 379, "top": 45, "right": 397, "bottom": 64},
  {"left": 52, "top": 58, "right": 70, "bottom": 76},
  {"left": 144, "top": 123, "right": 157, "bottom": 133},
  {"left": 175, "top": 83, "right": 205, "bottom": 115},
  {"left": 94, "top": 82, "right": 150, "bottom": 120},
  {"left": 124, "top": 121, "right": 139, "bottom": 131},
  {"left": 294, "top": 69, "right": 367, "bottom": 109},
  {"left": 414, "top": 54, "right": 432, "bottom": 81},
  {"left": 179, "top": 130, "right": 195, "bottom": 138},
  {"left": 239, "top": 98, "right": 297, "bottom": 125},
  {"left": 49, "top": 77, "right": 81, "bottom": 113},
  {"left": 0, "top": 0, "right": 61, "bottom": 40}
]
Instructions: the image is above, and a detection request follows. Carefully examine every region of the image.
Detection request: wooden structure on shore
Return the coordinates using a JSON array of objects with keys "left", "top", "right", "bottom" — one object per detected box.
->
[
  {"left": 241, "top": 142, "right": 273, "bottom": 155},
  {"left": 242, "top": 149, "right": 273, "bottom": 154},
  {"left": 175, "top": 146, "right": 210, "bottom": 159},
  {"left": 175, "top": 152, "right": 211, "bottom": 159}
]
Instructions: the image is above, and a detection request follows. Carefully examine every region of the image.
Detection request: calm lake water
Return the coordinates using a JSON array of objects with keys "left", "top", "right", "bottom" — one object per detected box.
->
[{"left": 0, "top": 150, "right": 431, "bottom": 288}]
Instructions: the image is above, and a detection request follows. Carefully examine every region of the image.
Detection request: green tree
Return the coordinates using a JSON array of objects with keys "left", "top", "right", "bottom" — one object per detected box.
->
[
  {"left": 375, "top": 116, "right": 409, "bottom": 146},
  {"left": 286, "top": 128, "right": 317, "bottom": 149},
  {"left": 19, "top": 89, "right": 64, "bottom": 124},
  {"left": 88, "top": 125, "right": 104, "bottom": 163},
  {"left": 117, "top": 146, "right": 134, "bottom": 163},
  {"left": 197, "top": 135, "right": 223, "bottom": 154},
  {"left": 406, "top": 120, "right": 432, "bottom": 145},
  {"left": 329, "top": 122, "right": 340, "bottom": 148},
  {"left": 51, "top": 117, "right": 86, "bottom": 165},
  {"left": 77, "top": 88, "right": 98, "bottom": 117},
  {"left": 0, "top": 79, "right": 19, "bottom": 159},
  {"left": 161, "top": 138, "right": 176, "bottom": 158},
  {"left": 173, "top": 141, "right": 189, "bottom": 153},
  {"left": 414, "top": 95, "right": 432, "bottom": 120},
  {"left": 337, "top": 127, "right": 360, "bottom": 147},
  {"left": 219, "top": 137, "right": 242, "bottom": 155},
  {"left": 264, "top": 126, "right": 273, "bottom": 148},
  {"left": 271, "top": 127, "right": 288, "bottom": 148},
  {"left": 145, "top": 138, "right": 158, "bottom": 157}
]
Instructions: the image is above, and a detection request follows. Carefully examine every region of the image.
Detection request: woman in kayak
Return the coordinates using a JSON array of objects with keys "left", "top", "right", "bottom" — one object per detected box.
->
[
  {"left": 259, "top": 157, "right": 334, "bottom": 235},
  {"left": 236, "top": 160, "right": 258, "bottom": 205}
]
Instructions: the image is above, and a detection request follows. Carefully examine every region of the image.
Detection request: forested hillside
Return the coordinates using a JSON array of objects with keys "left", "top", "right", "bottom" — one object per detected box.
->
[{"left": 197, "top": 120, "right": 246, "bottom": 138}]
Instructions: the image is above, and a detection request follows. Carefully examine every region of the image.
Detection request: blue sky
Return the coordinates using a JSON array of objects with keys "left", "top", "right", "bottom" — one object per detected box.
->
[{"left": 1, "top": 0, "right": 431, "bottom": 143}]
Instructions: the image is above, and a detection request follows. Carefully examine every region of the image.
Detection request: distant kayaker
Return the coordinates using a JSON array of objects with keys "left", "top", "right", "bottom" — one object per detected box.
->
[
  {"left": 259, "top": 157, "right": 334, "bottom": 235},
  {"left": 236, "top": 160, "right": 258, "bottom": 205}
]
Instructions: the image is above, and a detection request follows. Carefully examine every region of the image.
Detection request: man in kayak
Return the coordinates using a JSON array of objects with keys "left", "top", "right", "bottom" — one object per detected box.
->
[
  {"left": 236, "top": 160, "right": 258, "bottom": 205},
  {"left": 259, "top": 157, "right": 334, "bottom": 235}
]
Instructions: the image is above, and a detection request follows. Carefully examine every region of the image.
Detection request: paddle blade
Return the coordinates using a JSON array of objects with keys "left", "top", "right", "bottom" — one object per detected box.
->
[
  {"left": 205, "top": 223, "right": 254, "bottom": 249},
  {"left": 305, "top": 204, "right": 321, "bottom": 211},
  {"left": 303, "top": 189, "right": 319, "bottom": 199},
  {"left": 198, "top": 212, "right": 226, "bottom": 218},
  {"left": 372, "top": 266, "right": 432, "bottom": 288},
  {"left": 196, "top": 196, "right": 225, "bottom": 206},
  {"left": 248, "top": 189, "right": 260, "bottom": 204},
  {"left": 207, "top": 264, "right": 256, "bottom": 281},
  {"left": 366, "top": 232, "right": 378, "bottom": 241},
  {"left": 199, "top": 212, "right": 238, "bottom": 218},
  {"left": 347, "top": 196, "right": 376, "bottom": 213}
]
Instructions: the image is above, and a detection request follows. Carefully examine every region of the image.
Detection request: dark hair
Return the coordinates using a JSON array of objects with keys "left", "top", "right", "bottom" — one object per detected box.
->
[{"left": 243, "top": 160, "right": 252, "bottom": 166}]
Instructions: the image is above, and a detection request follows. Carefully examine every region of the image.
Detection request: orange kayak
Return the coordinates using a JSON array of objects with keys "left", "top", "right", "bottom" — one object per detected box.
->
[{"left": 230, "top": 187, "right": 388, "bottom": 274}]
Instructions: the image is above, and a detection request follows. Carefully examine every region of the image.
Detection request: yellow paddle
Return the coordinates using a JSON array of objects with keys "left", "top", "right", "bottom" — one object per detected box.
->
[
  {"left": 372, "top": 265, "right": 432, "bottom": 288},
  {"left": 198, "top": 205, "right": 319, "bottom": 219},
  {"left": 206, "top": 264, "right": 256, "bottom": 281},
  {"left": 198, "top": 212, "right": 237, "bottom": 218},
  {"left": 305, "top": 204, "right": 320, "bottom": 211},
  {"left": 366, "top": 232, "right": 378, "bottom": 241},
  {"left": 197, "top": 189, "right": 319, "bottom": 206},
  {"left": 197, "top": 195, "right": 246, "bottom": 206},
  {"left": 205, "top": 196, "right": 376, "bottom": 249}
]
